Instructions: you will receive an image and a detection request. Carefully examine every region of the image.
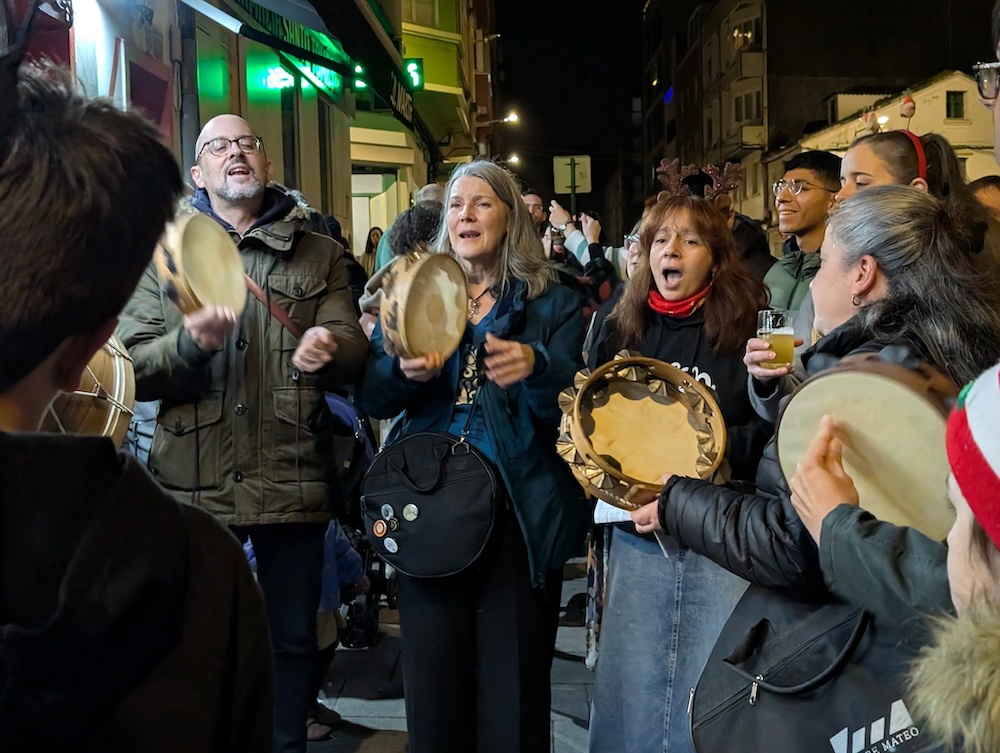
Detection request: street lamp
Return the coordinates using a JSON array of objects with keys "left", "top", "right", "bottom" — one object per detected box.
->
[
  {"left": 478, "top": 110, "right": 520, "bottom": 126},
  {"left": 508, "top": 154, "right": 520, "bottom": 164}
]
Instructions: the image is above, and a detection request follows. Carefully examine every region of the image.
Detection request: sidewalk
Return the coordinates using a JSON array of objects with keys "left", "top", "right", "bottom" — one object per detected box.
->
[{"left": 308, "top": 562, "right": 593, "bottom": 753}]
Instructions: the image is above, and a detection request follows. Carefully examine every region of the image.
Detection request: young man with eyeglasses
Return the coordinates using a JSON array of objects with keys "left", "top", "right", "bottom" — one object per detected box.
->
[
  {"left": 117, "top": 113, "right": 368, "bottom": 753},
  {"left": 763, "top": 150, "right": 841, "bottom": 315},
  {"left": 975, "top": 5, "right": 1000, "bottom": 162}
]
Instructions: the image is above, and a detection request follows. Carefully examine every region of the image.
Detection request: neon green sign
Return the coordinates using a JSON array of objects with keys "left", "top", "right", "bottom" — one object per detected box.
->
[
  {"left": 261, "top": 65, "right": 344, "bottom": 95},
  {"left": 404, "top": 58, "right": 424, "bottom": 91}
]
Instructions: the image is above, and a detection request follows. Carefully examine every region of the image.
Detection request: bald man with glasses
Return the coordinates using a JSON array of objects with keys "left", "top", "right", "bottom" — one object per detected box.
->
[{"left": 117, "top": 113, "right": 367, "bottom": 753}]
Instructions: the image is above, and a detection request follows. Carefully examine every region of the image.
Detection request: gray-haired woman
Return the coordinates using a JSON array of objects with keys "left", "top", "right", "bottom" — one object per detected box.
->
[{"left": 356, "top": 160, "right": 589, "bottom": 753}]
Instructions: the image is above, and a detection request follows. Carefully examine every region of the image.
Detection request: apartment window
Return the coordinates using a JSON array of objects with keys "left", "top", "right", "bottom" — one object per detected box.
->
[
  {"left": 734, "top": 90, "right": 761, "bottom": 125},
  {"left": 403, "top": 0, "right": 437, "bottom": 26},
  {"left": 732, "top": 16, "right": 761, "bottom": 51},
  {"left": 751, "top": 162, "right": 761, "bottom": 195},
  {"left": 958, "top": 157, "right": 968, "bottom": 178},
  {"left": 755, "top": 91, "right": 762, "bottom": 121},
  {"left": 946, "top": 91, "right": 965, "bottom": 119}
]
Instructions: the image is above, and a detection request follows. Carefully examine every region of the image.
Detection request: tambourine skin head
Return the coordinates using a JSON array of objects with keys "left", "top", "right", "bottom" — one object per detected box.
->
[
  {"left": 558, "top": 355, "right": 728, "bottom": 511},
  {"left": 381, "top": 252, "right": 468, "bottom": 359},
  {"left": 155, "top": 213, "right": 247, "bottom": 316},
  {"left": 776, "top": 356, "right": 958, "bottom": 540}
]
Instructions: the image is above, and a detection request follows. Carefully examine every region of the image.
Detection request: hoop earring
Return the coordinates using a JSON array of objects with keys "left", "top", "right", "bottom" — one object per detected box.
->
[{"left": 851, "top": 294, "right": 861, "bottom": 307}]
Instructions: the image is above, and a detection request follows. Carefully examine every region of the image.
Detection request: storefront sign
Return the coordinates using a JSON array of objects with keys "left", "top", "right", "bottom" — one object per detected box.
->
[{"left": 229, "top": 0, "right": 347, "bottom": 99}]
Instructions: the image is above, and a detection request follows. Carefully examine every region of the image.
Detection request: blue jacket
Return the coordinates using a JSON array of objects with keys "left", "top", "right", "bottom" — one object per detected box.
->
[
  {"left": 357, "top": 279, "right": 589, "bottom": 586},
  {"left": 321, "top": 520, "right": 365, "bottom": 612}
]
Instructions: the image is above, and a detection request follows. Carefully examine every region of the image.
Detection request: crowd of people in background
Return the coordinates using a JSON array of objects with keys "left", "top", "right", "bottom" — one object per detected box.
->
[{"left": 8, "top": 2, "right": 1000, "bottom": 753}]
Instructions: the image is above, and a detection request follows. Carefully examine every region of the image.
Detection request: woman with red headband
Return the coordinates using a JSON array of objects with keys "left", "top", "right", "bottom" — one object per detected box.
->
[
  {"left": 837, "top": 130, "right": 968, "bottom": 202},
  {"left": 746, "top": 130, "right": 989, "bottom": 425}
]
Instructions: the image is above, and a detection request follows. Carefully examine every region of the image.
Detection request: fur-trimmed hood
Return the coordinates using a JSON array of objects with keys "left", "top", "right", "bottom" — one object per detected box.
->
[
  {"left": 177, "top": 181, "right": 326, "bottom": 254},
  {"left": 910, "top": 600, "right": 1000, "bottom": 753},
  {"left": 177, "top": 181, "right": 317, "bottom": 221}
]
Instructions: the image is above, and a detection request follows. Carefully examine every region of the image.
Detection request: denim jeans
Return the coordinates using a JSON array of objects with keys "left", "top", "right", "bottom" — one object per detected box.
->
[
  {"left": 233, "top": 522, "right": 327, "bottom": 753},
  {"left": 588, "top": 529, "right": 747, "bottom": 753}
]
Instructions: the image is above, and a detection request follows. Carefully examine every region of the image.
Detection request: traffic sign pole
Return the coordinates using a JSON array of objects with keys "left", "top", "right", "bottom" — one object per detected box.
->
[{"left": 569, "top": 158, "right": 577, "bottom": 218}]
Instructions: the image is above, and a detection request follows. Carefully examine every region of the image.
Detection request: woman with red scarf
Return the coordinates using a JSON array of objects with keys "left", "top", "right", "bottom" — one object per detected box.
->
[{"left": 586, "top": 195, "right": 770, "bottom": 753}]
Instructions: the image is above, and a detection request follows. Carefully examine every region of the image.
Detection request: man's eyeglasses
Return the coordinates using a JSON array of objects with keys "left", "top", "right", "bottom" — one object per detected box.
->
[
  {"left": 198, "top": 135, "right": 263, "bottom": 160},
  {"left": 772, "top": 179, "right": 835, "bottom": 197},
  {"left": 974, "top": 61, "right": 1000, "bottom": 100}
]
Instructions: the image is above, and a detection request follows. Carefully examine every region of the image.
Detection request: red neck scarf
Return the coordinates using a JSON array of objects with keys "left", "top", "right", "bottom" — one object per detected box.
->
[{"left": 648, "top": 286, "right": 711, "bottom": 318}]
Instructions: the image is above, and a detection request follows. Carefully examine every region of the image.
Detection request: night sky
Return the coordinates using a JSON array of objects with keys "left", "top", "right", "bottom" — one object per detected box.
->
[{"left": 493, "top": 0, "right": 645, "bottom": 222}]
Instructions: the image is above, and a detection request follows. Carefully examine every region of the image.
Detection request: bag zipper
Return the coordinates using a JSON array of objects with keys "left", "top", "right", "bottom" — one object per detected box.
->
[{"left": 691, "top": 613, "right": 862, "bottom": 730}]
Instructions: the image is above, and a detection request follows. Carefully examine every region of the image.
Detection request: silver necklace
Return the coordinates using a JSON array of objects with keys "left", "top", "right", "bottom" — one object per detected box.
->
[{"left": 468, "top": 287, "right": 492, "bottom": 321}]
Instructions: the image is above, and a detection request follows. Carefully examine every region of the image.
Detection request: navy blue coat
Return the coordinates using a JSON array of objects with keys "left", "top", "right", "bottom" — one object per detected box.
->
[{"left": 356, "top": 278, "right": 589, "bottom": 586}]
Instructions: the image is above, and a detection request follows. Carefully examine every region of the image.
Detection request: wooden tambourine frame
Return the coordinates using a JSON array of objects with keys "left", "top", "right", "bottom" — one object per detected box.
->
[
  {"left": 380, "top": 251, "right": 468, "bottom": 360},
  {"left": 558, "top": 353, "right": 727, "bottom": 510},
  {"left": 777, "top": 353, "right": 958, "bottom": 541},
  {"left": 154, "top": 212, "right": 247, "bottom": 316},
  {"left": 42, "top": 335, "right": 136, "bottom": 448}
]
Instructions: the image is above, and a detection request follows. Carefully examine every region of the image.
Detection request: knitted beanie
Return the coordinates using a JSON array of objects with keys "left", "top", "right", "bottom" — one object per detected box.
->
[{"left": 946, "top": 362, "right": 1000, "bottom": 547}]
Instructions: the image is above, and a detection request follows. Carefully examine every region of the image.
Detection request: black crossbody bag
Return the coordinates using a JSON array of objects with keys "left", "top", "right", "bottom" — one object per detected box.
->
[{"left": 360, "top": 379, "right": 500, "bottom": 578}]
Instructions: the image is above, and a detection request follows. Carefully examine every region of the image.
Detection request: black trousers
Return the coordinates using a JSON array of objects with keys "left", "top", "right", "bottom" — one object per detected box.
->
[
  {"left": 396, "top": 508, "right": 563, "bottom": 753},
  {"left": 232, "top": 522, "right": 327, "bottom": 753}
]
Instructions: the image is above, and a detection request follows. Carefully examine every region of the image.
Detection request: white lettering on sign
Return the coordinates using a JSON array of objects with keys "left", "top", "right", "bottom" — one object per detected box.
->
[{"left": 390, "top": 74, "right": 413, "bottom": 123}]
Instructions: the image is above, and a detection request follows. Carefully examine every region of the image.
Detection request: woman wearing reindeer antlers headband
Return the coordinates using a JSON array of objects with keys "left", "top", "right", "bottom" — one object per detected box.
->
[{"left": 586, "top": 177, "right": 770, "bottom": 753}]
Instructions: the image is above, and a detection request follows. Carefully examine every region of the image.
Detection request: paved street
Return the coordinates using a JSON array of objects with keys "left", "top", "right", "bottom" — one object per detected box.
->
[{"left": 308, "top": 562, "right": 593, "bottom": 753}]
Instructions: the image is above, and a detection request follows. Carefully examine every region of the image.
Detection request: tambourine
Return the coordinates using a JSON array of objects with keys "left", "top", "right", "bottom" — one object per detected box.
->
[
  {"left": 154, "top": 212, "right": 247, "bottom": 315},
  {"left": 380, "top": 251, "right": 468, "bottom": 359},
  {"left": 41, "top": 335, "right": 135, "bottom": 448},
  {"left": 558, "top": 353, "right": 728, "bottom": 510},
  {"left": 777, "top": 352, "right": 958, "bottom": 540}
]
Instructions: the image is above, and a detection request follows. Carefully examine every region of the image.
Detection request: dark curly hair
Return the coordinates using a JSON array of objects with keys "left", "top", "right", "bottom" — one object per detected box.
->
[
  {"left": 0, "top": 59, "right": 182, "bottom": 391},
  {"left": 388, "top": 203, "right": 443, "bottom": 256}
]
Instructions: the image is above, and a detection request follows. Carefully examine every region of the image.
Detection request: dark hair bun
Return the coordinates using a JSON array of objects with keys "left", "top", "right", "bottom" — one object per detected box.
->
[
  {"left": 936, "top": 197, "right": 988, "bottom": 256},
  {"left": 388, "top": 203, "right": 442, "bottom": 256}
]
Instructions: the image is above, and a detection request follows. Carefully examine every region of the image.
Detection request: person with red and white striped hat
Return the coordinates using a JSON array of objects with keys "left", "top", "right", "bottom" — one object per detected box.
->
[{"left": 908, "top": 361, "right": 1000, "bottom": 753}]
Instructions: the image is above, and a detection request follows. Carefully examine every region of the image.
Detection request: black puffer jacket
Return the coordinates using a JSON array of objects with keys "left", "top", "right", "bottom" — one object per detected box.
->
[{"left": 656, "top": 317, "right": 879, "bottom": 597}]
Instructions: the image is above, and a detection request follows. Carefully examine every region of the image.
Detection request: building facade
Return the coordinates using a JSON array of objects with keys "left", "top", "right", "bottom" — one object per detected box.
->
[
  {"left": 32, "top": 0, "right": 499, "bottom": 261},
  {"left": 648, "top": 0, "right": 996, "bottom": 215}
]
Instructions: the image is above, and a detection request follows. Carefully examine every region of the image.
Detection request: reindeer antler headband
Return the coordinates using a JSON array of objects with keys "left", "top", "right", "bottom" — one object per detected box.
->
[
  {"left": 655, "top": 158, "right": 744, "bottom": 202},
  {"left": 655, "top": 158, "right": 700, "bottom": 197}
]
